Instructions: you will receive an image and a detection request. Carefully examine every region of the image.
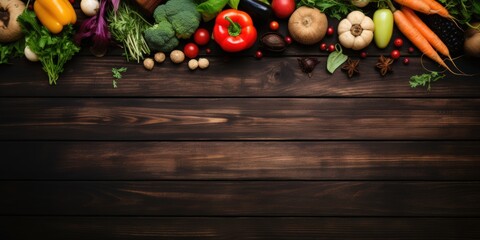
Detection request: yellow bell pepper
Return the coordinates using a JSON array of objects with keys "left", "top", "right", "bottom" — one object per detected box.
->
[{"left": 34, "top": 0, "right": 76, "bottom": 34}]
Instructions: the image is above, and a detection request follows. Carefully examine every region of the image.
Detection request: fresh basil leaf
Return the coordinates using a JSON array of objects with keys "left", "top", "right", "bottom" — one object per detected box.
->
[
  {"left": 196, "top": 0, "right": 229, "bottom": 22},
  {"left": 327, "top": 45, "right": 348, "bottom": 74},
  {"left": 228, "top": 0, "right": 240, "bottom": 9}
]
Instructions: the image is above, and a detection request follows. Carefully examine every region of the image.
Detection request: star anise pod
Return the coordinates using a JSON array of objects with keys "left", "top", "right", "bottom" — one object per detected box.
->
[
  {"left": 341, "top": 58, "right": 360, "bottom": 78},
  {"left": 376, "top": 55, "right": 394, "bottom": 76}
]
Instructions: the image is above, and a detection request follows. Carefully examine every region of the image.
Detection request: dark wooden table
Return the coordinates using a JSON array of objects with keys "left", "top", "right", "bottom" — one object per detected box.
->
[{"left": 1, "top": 11, "right": 480, "bottom": 239}]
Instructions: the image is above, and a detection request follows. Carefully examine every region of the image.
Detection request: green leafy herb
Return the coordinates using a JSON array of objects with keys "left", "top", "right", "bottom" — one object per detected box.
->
[
  {"left": 17, "top": 10, "right": 80, "bottom": 85},
  {"left": 327, "top": 44, "right": 348, "bottom": 74},
  {"left": 112, "top": 67, "right": 127, "bottom": 88},
  {"left": 409, "top": 71, "right": 445, "bottom": 91},
  {"left": 437, "top": 0, "right": 480, "bottom": 25},
  {"left": 196, "top": 0, "right": 239, "bottom": 22},
  {"left": 108, "top": 2, "right": 151, "bottom": 62},
  {"left": 0, "top": 39, "right": 25, "bottom": 64},
  {"left": 298, "top": 0, "right": 357, "bottom": 20}
]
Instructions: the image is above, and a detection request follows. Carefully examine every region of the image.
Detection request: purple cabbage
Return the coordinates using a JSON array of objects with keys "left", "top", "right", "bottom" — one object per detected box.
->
[{"left": 75, "top": 0, "right": 120, "bottom": 57}]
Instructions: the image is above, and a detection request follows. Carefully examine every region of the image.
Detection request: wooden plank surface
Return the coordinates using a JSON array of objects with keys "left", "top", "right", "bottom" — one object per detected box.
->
[
  {"left": 1, "top": 98, "right": 480, "bottom": 140},
  {"left": 1, "top": 181, "right": 479, "bottom": 216},
  {"left": 2, "top": 141, "right": 480, "bottom": 180},
  {"left": 1, "top": 217, "right": 479, "bottom": 240},
  {"left": 2, "top": 3, "right": 480, "bottom": 239},
  {"left": 1, "top": 56, "right": 479, "bottom": 97}
]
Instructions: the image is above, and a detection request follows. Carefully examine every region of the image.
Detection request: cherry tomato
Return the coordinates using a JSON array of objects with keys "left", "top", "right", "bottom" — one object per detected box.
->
[
  {"left": 284, "top": 36, "right": 292, "bottom": 45},
  {"left": 320, "top": 43, "right": 327, "bottom": 51},
  {"left": 394, "top": 38, "right": 403, "bottom": 48},
  {"left": 327, "top": 26, "right": 334, "bottom": 36},
  {"left": 403, "top": 57, "right": 410, "bottom": 65},
  {"left": 328, "top": 44, "right": 335, "bottom": 52},
  {"left": 184, "top": 43, "right": 199, "bottom": 59},
  {"left": 390, "top": 49, "right": 401, "bottom": 59},
  {"left": 269, "top": 21, "right": 279, "bottom": 31},
  {"left": 193, "top": 28, "right": 210, "bottom": 46},
  {"left": 408, "top": 47, "right": 415, "bottom": 53},
  {"left": 271, "top": 0, "right": 296, "bottom": 19},
  {"left": 360, "top": 52, "right": 367, "bottom": 58},
  {"left": 255, "top": 50, "right": 263, "bottom": 59}
]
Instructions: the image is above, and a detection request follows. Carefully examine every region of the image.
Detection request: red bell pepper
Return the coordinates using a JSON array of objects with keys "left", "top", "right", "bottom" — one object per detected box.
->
[{"left": 213, "top": 9, "right": 257, "bottom": 53}]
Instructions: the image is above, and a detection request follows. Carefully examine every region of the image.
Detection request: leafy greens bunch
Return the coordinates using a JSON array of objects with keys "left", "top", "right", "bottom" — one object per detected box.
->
[
  {"left": 17, "top": 10, "right": 80, "bottom": 85},
  {"left": 297, "top": 0, "right": 358, "bottom": 20},
  {"left": 438, "top": 0, "right": 480, "bottom": 25}
]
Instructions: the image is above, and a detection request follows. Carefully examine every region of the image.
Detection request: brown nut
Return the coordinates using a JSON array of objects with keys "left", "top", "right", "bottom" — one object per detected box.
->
[{"left": 260, "top": 32, "right": 287, "bottom": 52}]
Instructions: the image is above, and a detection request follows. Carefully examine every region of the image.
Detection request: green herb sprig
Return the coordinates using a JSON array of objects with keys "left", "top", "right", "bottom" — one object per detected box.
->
[
  {"left": 112, "top": 67, "right": 127, "bottom": 88},
  {"left": 409, "top": 71, "right": 445, "bottom": 91},
  {"left": 17, "top": 10, "right": 80, "bottom": 85},
  {"left": 298, "top": 0, "right": 357, "bottom": 20},
  {"left": 107, "top": 2, "right": 151, "bottom": 62}
]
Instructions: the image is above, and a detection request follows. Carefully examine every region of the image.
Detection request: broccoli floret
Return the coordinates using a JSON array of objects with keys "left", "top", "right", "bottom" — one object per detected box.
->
[
  {"left": 169, "top": 11, "right": 201, "bottom": 39},
  {"left": 144, "top": 22, "right": 179, "bottom": 53},
  {"left": 149, "top": 0, "right": 201, "bottom": 43},
  {"left": 153, "top": 6, "right": 168, "bottom": 23}
]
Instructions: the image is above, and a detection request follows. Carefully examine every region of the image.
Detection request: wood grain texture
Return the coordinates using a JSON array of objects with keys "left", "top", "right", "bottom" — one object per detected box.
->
[
  {"left": 1, "top": 217, "right": 479, "bottom": 240},
  {"left": 2, "top": 141, "right": 480, "bottom": 180},
  {"left": 1, "top": 98, "right": 480, "bottom": 140},
  {"left": 1, "top": 181, "right": 479, "bottom": 216},
  {"left": 0, "top": 56, "right": 479, "bottom": 97}
]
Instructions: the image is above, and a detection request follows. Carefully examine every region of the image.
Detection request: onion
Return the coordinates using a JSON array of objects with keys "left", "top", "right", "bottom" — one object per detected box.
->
[{"left": 464, "top": 22, "right": 480, "bottom": 58}]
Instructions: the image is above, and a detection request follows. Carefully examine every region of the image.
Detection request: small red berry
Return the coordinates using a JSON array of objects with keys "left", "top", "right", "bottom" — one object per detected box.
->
[
  {"left": 320, "top": 43, "right": 327, "bottom": 51},
  {"left": 69, "top": 0, "right": 75, "bottom": 4},
  {"left": 205, "top": 48, "right": 212, "bottom": 54},
  {"left": 402, "top": 57, "right": 410, "bottom": 65},
  {"left": 360, "top": 52, "right": 367, "bottom": 58},
  {"left": 328, "top": 44, "right": 335, "bottom": 52},
  {"left": 394, "top": 38, "right": 403, "bottom": 48},
  {"left": 255, "top": 50, "right": 263, "bottom": 59},
  {"left": 390, "top": 49, "right": 401, "bottom": 59},
  {"left": 327, "top": 26, "right": 334, "bottom": 36},
  {"left": 284, "top": 36, "right": 292, "bottom": 45},
  {"left": 408, "top": 47, "right": 415, "bottom": 53}
]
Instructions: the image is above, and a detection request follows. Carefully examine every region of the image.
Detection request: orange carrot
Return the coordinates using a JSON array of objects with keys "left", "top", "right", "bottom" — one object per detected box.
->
[
  {"left": 423, "top": 0, "right": 454, "bottom": 19},
  {"left": 393, "top": 9, "right": 454, "bottom": 73},
  {"left": 393, "top": 0, "right": 432, "bottom": 15},
  {"left": 401, "top": 6, "right": 450, "bottom": 57}
]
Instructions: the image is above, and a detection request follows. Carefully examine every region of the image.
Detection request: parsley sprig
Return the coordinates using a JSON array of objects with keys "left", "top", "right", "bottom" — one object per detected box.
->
[
  {"left": 17, "top": 10, "right": 80, "bottom": 85},
  {"left": 112, "top": 67, "right": 127, "bottom": 88},
  {"left": 409, "top": 71, "right": 445, "bottom": 91},
  {"left": 297, "top": 0, "right": 357, "bottom": 20}
]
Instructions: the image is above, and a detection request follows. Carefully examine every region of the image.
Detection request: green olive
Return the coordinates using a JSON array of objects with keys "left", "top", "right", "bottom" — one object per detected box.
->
[{"left": 373, "top": 9, "right": 394, "bottom": 49}]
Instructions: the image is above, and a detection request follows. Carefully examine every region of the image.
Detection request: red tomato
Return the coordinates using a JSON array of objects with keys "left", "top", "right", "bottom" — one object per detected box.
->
[
  {"left": 394, "top": 38, "right": 403, "bottom": 48},
  {"left": 390, "top": 49, "right": 401, "bottom": 59},
  {"left": 184, "top": 43, "right": 199, "bottom": 59},
  {"left": 193, "top": 28, "right": 210, "bottom": 46},
  {"left": 269, "top": 21, "right": 279, "bottom": 31},
  {"left": 271, "top": 0, "right": 296, "bottom": 19}
]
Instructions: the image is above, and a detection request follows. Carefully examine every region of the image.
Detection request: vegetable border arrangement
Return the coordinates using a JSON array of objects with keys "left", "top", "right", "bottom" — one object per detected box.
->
[{"left": 0, "top": 0, "right": 479, "bottom": 89}]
